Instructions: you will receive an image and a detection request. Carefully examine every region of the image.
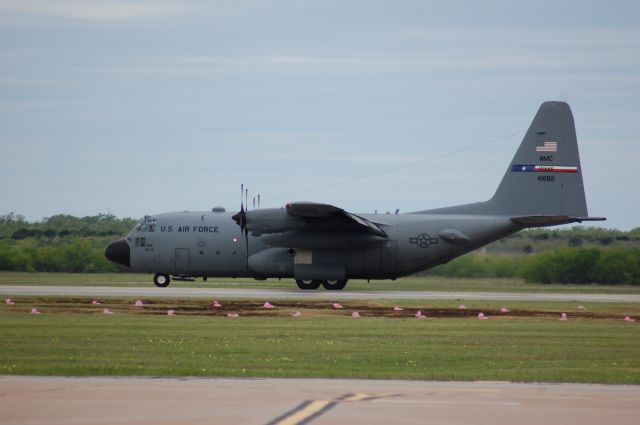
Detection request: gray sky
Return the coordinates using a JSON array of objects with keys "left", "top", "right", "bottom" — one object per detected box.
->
[{"left": 1, "top": 0, "right": 638, "bottom": 230}]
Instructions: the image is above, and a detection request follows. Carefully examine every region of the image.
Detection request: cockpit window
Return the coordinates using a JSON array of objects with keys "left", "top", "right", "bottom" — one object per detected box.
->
[{"left": 136, "top": 217, "right": 157, "bottom": 232}]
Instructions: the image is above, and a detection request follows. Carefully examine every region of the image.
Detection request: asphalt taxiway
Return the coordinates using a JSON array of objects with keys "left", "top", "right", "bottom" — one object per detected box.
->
[
  {"left": 2, "top": 376, "right": 639, "bottom": 425},
  {"left": 1, "top": 285, "right": 639, "bottom": 302}
]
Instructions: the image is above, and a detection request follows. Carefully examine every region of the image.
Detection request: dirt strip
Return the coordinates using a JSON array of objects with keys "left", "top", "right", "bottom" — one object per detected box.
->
[{"left": 2, "top": 296, "right": 632, "bottom": 320}]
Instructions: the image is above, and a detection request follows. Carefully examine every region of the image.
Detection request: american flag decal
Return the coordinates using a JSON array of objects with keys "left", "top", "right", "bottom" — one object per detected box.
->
[{"left": 536, "top": 141, "right": 557, "bottom": 152}]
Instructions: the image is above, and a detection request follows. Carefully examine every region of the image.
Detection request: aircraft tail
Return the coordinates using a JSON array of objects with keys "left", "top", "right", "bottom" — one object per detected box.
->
[{"left": 421, "top": 101, "right": 605, "bottom": 226}]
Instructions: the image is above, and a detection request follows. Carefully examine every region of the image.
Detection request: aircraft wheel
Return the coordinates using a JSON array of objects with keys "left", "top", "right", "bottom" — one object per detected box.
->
[
  {"left": 295, "top": 279, "right": 321, "bottom": 290},
  {"left": 322, "top": 279, "right": 347, "bottom": 290},
  {"left": 153, "top": 273, "right": 171, "bottom": 288}
]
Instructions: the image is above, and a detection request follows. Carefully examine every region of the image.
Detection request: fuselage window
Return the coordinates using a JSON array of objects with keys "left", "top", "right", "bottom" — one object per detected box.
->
[{"left": 136, "top": 218, "right": 157, "bottom": 232}]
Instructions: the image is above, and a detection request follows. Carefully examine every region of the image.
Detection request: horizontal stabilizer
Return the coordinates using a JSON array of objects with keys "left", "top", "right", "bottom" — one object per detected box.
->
[{"left": 511, "top": 215, "right": 606, "bottom": 228}]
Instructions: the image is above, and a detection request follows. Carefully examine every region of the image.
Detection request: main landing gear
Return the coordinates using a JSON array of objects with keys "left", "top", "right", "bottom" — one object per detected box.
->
[
  {"left": 322, "top": 279, "right": 347, "bottom": 290},
  {"left": 153, "top": 273, "right": 171, "bottom": 288},
  {"left": 295, "top": 279, "right": 348, "bottom": 290}
]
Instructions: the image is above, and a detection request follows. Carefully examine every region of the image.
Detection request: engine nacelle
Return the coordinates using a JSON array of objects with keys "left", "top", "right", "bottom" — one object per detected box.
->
[{"left": 239, "top": 209, "right": 306, "bottom": 236}]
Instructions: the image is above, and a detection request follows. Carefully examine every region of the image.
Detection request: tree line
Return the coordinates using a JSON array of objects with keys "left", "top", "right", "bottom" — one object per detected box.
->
[
  {"left": 1, "top": 212, "right": 639, "bottom": 284},
  {"left": 0, "top": 213, "right": 136, "bottom": 273},
  {"left": 422, "top": 247, "right": 640, "bottom": 285},
  {"left": 0, "top": 212, "right": 136, "bottom": 239}
]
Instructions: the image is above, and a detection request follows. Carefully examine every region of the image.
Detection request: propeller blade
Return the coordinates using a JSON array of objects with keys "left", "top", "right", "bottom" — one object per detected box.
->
[
  {"left": 236, "top": 185, "right": 248, "bottom": 266},
  {"left": 240, "top": 184, "right": 244, "bottom": 214}
]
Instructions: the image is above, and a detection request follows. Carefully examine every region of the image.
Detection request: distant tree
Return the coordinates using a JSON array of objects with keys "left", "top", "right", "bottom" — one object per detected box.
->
[
  {"left": 598, "top": 237, "right": 613, "bottom": 245},
  {"left": 11, "top": 228, "right": 31, "bottom": 240},
  {"left": 568, "top": 236, "right": 583, "bottom": 247}
]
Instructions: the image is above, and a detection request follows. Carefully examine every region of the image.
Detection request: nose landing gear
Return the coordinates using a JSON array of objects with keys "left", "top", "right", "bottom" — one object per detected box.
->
[{"left": 153, "top": 273, "right": 171, "bottom": 287}]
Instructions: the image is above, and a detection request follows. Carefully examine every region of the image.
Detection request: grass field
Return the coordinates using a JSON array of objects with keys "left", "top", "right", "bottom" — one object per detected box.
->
[
  {"left": 1, "top": 297, "right": 639, "bottom": 384},
  {"left": 2, "top": 272, "right": 640, "bottom": 294}
]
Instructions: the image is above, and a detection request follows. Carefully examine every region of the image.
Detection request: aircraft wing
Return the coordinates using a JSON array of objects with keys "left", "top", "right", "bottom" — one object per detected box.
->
[{"left": 286, "top": 202, "right": 387, "bottom": 237}]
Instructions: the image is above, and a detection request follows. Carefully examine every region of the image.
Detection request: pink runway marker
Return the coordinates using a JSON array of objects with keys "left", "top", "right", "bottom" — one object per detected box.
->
[
  {"left": 560, "top": 313, "right": 568, "bottom": 321},
  {"left": 332, "top": 303, "right": 343, "bottom": 309},
  {"left": 415, "top": 310, "right": 425, "bottom": 318},
  {"left": 92, "top": 300, "right": 102, "bottom": 305},
  {"left": 5, "top": 298, "right": 15, "bottom": 305},
  {"left": 30, "top": 308, "right": 41, "bottom": 315},
  {"left": 624, "top": 316, "right": 635, "bottom": 322},
  {"left": 263, "top": 302, "right": 275, "bottom": 309},
  {"left": 103, "top": 308, "right": 113, "bottom": 315},
  {"left": 212, "top": 301, "right": 222, "bottom": 308},
  {"left": 351, "top": 311, "right": 360, "bottom": 318},
  {"left": 477, "top": 312, "right": 488, "bottom": 320},
  {"left": 134, "top": 300, "right": 144, "bottom": 307},
  {"left": 458, "top": 305, "right": 466, "bottom": 310},
  {"left": 393, "top": 306, "right": 404, "bottom": 311},
  {"left": 500, "top": 307, "right": 510, "bottom": 313},
  {"left": 167, "top": 309, "right": 176, "bottom": 316},
  {"left": 292, "top": 311, "right": 302, "bottom": 318},
  {"left": 226, "top": 313, "right": 239, "bottom": 318}
]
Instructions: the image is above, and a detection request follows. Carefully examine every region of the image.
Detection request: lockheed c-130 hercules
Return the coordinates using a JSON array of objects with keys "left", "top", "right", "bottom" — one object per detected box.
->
[{"left": 105, "top": 101, "right": 605, "bottom": 290}]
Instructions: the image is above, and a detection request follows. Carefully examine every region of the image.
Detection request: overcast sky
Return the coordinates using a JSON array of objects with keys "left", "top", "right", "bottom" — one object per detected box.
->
[{"left": 1, "top": 0, "right": 638, "bottom": 229}]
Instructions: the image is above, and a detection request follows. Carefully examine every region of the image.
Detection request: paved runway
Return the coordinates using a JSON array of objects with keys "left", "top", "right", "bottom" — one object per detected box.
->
[
  {"left": 2, "top": 376, "right": 639, "bottom": 425},
  {"left": 1, "top": 285, "right": 639, "bottom": 302}
]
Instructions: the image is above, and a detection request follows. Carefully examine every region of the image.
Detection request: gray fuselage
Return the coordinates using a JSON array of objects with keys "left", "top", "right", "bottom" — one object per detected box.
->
[{"left": 124, "top": 210, "right": 519, "bottom": 280}]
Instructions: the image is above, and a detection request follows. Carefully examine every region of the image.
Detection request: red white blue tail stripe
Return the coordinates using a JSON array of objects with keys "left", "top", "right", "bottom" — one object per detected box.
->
[{"left": 511, "top": 165, "right": 578, "bottom": 173}]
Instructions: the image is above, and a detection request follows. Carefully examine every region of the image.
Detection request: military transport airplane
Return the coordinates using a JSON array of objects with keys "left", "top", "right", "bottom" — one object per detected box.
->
[{"left": 105, "top": 101, "right": 604, "bottom": 290}]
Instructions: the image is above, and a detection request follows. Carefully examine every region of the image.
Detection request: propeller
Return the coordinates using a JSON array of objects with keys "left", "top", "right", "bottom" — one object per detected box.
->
[
  {"left": 231, "top": 184, "right": 250, "bottom": 266},
  {"left": 231, "top": 186, "right": 263, "bottom": 268}
]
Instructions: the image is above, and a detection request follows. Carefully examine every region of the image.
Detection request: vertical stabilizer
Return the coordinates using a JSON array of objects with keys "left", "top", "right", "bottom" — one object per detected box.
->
[
  {"left": 489, "top": 101, "right": 587, "bottom": 216},
  {"left": 421, "top": 101, "right": 593, "bottom": 219}
]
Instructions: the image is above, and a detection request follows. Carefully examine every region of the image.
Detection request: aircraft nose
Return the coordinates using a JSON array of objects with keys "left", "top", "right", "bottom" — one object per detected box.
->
[{"left": 105, "top": 239, "right": 131, "bottom": 268}]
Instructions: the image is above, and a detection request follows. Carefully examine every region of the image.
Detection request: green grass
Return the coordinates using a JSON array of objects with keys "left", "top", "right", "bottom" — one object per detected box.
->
[
  {"left": 1, "top": 309, "right": 639, "bottom": 383},
  {"left": 2, "top": 272, "right": 640, "bottom": 294}
]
